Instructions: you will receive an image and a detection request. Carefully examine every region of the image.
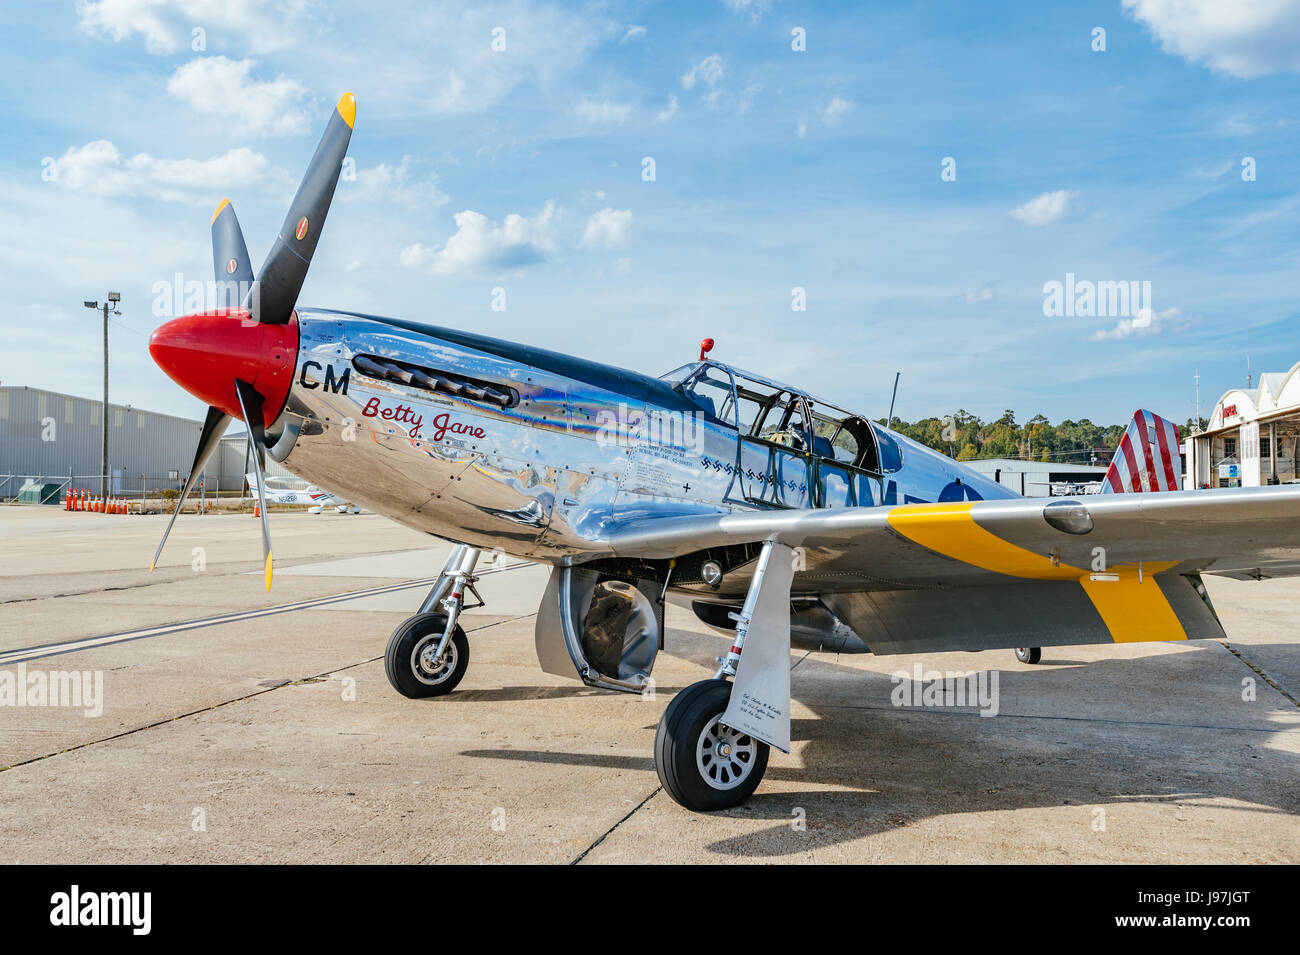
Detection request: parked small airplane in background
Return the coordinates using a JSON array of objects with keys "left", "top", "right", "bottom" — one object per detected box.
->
[
  {"left": 145, "top": 93, "right": 1300, "bottom": 811},
  {"left": 244, "top": 472, "right": 361, "bottom": 514}
]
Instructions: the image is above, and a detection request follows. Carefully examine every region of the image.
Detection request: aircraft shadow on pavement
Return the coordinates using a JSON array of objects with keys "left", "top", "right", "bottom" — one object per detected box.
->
[{"left": 458, "top": 631, "right": 1300, "bottom": 859}]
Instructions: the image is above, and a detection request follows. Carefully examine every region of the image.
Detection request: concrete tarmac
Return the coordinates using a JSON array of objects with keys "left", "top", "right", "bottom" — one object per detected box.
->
[{"left": 0, "top": 507, "right": 1297, "bottom": 863}]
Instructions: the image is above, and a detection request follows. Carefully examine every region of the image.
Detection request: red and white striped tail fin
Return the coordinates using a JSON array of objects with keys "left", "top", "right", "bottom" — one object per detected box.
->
[{"left": 1101, "top": 409, "right": 1182, "bottom": 493}]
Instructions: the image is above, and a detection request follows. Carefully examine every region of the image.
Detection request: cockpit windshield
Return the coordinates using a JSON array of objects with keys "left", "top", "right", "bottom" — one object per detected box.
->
[
  {"left": 658, "top": 363, "right": 700, "bottom": 385},
  {"left": 664, "top": 363, "right": 736, "bottom": 425}
]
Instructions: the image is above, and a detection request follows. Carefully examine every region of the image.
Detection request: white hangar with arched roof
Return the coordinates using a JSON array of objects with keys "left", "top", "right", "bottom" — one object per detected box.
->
[{"left": 1184, "top": 361, "right": 1300, "bottom": 489}]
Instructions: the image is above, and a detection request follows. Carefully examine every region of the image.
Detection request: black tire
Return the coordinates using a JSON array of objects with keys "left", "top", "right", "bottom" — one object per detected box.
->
[
  {"left": 384, "top": 612, "right": 469, "bottom": 698},
  {"left": 655, "top": 679, "right": 770, "bottom": 812},
  {"left": 1014, "top": 646, "right": 1042, "bottom": 665}
]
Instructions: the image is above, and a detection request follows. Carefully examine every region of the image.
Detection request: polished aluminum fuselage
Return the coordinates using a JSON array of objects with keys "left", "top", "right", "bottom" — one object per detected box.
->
[{"left": 271, "top": 310, "right": 1015, "bottom": 565}]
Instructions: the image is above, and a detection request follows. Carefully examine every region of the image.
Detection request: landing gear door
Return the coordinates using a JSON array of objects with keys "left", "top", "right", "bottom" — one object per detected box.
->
[{"left": 535, "top": 565, "right": 663, "bottom": 694}]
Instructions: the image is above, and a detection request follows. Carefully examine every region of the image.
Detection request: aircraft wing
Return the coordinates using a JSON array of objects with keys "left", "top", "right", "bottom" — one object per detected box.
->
[{"left": 602, "top": 485, "right": 1300, "bottom": 654}]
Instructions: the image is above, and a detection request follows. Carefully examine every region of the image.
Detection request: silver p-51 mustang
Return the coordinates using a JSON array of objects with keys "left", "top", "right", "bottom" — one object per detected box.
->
[{"left": 148, "top": 94, "right": 1300, "bottom": 811}]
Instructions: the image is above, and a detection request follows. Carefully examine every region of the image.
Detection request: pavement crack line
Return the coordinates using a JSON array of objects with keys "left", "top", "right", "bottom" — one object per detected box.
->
[
  {"left": 0, "top": 613, "right": 534, "bottom": 775},
  {"left": 0, "top": 546, "right": 446, "bottom": 606},
  {"left": 570, "top": 787, "right": 661, "bottom": 865},
  {"left": 813, "top": 700, "right": 1298, "bottom": 735},
  {"left": 1220, "top": 640, "right": 1300, "bottom": 708},
  {"left": 0, "top": 560, "right": 533, "bottom": 665},
  {"left": 565, "top": 646, "right": 815, "bottom": 862}
]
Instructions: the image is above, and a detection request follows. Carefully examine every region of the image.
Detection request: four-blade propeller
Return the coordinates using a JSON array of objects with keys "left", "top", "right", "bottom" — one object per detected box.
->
[{"left": 148, "top": 93, "right": 356, "bottom": 590}]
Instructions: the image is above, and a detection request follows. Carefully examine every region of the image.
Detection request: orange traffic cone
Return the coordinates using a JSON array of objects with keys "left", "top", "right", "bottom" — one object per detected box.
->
[
  {"left": 64, "top": 490, "right": 70, "bottom": 511},
  {"left": 74, "top": 489, "right": 81, "bottom": 511}
]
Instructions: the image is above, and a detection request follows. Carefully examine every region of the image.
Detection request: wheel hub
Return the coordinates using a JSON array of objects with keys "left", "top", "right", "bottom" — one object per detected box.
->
[
  {"left": 695, "top": 717, "right": 758, "bottom": 791},
  {"left": 412, "top": 634, "right": 456, "bottom": 685}
]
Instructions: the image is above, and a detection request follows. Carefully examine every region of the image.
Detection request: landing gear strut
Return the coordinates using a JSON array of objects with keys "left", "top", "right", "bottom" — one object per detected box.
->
[
  {"left": 654, "top": 539, "right": 793, "bottom": 812},
  {"left": 384, "top": 545, "right": 482, "bottom": 698}
]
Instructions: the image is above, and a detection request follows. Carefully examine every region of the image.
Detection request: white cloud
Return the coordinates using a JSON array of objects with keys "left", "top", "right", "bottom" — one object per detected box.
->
[
  {"left": 341, "top": 156, "right": 449, "bottom": 207},
  {"left": 166, "top": 57, "right": 308, "bottom": 137},
  {"left": 1191, "top": 158, "right": 1239, "bottom": 179},
  {"left": 416, "top": 6, "right": 602, "bottom": 115},
  {"left": 1090, "top": 306, "right": 1189, "bottom": 341},
  {"left": 573, "top": 97, "right": 632, "bottom": 126},
  {"left": 45, "top": 140, "right": 268, "bottom": 203},
  {"left": 682, "top": 54, "right": 724, "bottom": 90},
  {"left": 796, "top": 118, "right": 807, "bottom": 139},
  {"left": 1123, "top": 0, "right": 1300, "bottom": 78},
  {"left": 722, "top": 0, "right": 769, "bottom": 19},
  {"left": 657, "top": 94, "right": 679, "bottom": 122},
  {"left": 820, "top": 96, "right": 854, "bottom": 125},
  {"left": 621, "top": 25, "right": 646, "bottom": 43},
  {"left": 580, "top": 208, "right": 633, "bottom": 249},
  {"left": 964, "top": 286, "right": 997, "bottom": 304},
  {"left": 400, "top": 201, "right": 558, "bottom": 275},
  {"left": 76, "top": 0, "right": 308, "bottom": 54},
  {"left": 1009, "top": 189, "right": 1080, "bottom": 226}
]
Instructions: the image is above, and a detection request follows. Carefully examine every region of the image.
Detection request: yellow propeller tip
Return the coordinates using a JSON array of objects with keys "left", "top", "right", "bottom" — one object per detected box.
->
[
  {"left": 211, "top": 197, "right": 231, "bottom": 225},
  {"left": 336, "top": 92, "right": 356, "bottom": 129},
  {"left": 264, "top": 552, "right": 273, "bottom": 591},
  {"left": 148, "top": 561, "right": 155, "bottom": 573}
]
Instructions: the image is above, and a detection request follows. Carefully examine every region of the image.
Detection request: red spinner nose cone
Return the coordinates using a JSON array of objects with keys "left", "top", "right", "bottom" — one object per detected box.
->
[{"left": 149, "top": 308, "right": 299, "bottom": 427}]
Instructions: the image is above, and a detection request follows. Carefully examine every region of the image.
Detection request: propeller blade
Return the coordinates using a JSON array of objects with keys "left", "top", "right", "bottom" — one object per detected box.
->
[
  {"left": 150, "top": 406, "right": 231, "bottom": 573},
  {"left": 235, "top": 379, "right": 274, "bottom": 591},
  {"left": 245, "top": 92, "right": 355, "bottom": 325},
  {"left": 210, "top": 198, "right": 255, "bottom": 308}
]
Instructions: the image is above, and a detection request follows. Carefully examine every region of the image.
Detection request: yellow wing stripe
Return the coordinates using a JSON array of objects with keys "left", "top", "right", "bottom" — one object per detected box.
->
[
  {"left": 887, "top": 502, "right": 1079, "bottom": 580},
  {"left": 1081, "top": 562, "right": 1186, "bottom": 642},
  {"left": 887, "top": 502, "right": 1187, "bottom": 643}
]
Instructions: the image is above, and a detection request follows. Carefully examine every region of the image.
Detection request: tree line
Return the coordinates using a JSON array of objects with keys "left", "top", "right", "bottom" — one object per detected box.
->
[{"left": 877, "top": 410, "right": 1207, "bottom": 464}]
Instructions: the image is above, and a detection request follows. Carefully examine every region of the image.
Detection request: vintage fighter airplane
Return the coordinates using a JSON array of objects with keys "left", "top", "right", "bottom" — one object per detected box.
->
[
  {"left": 244, "top": 471, "right": 361, "bottom": 513},
  {"left": 147, "top": 94, "right": 1300, "bottom": 811}
]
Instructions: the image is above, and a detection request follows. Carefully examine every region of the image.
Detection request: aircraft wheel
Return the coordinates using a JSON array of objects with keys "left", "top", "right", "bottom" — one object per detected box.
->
[
  {"left": 384, "top": 613, "right": 469, "bottom": 698},
  {"left": 655, "top": 679, "right": 769, "bottom": 812},
  {"left": 1014, "top": 646, "right": 1042, "bottom": 664}
]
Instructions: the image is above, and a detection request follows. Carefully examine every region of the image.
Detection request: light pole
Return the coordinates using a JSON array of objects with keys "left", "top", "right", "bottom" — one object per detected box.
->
[{"left": 83, "top": 293, "right": 120, "bottom": 497}]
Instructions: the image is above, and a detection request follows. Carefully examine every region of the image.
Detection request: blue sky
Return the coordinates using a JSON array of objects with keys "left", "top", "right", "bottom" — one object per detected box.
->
[{"left": 3, "top": 0, "right": 1300, "bottom": 427}]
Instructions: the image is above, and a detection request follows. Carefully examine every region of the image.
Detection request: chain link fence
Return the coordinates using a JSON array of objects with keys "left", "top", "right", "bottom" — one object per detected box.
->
[{"left": 0, "top": 473, "right": 248, "bottom": 509}]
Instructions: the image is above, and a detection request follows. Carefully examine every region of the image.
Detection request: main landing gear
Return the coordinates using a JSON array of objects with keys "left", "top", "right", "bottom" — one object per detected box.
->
[
  {"left": 656, "top": 679, "right": 770, "bottom": 811},
  {"left": 384, "top": 545, "right": 482, "bottom": 698},
  {"left": 654, "top": 539, "right": 794, "bottom": 812},
  {"left": 1014, "top": 646, "right": 1042, "bottom": 664}
]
